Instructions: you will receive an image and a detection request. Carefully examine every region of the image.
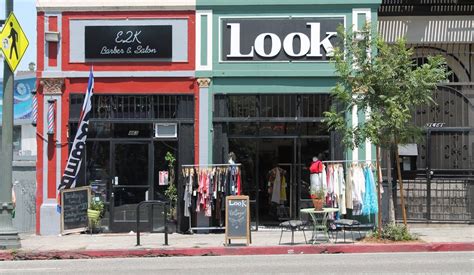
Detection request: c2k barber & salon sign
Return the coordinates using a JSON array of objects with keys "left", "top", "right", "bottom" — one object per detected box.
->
[
  {"left": 221, "top": 17, "right": 344, "bottom": 62},
  {"left": 85, "top": 25, "right": 172, "bottom": 59}
]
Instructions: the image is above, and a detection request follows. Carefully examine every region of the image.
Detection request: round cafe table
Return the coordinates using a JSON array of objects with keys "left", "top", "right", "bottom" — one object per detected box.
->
[{"left": 300, "top": 207, "right": 339, "bottom": 244}]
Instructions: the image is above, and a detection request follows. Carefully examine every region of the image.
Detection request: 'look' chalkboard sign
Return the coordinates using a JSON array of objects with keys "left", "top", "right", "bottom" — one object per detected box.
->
[
  {"left": 225, "top": 195, "right": 250, "bottom": 246},
  {"left": 60, "top": 187, "right": 91, "bottom": 234}
]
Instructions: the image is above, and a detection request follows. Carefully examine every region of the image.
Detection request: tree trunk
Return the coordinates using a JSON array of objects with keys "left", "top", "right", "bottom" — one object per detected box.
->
[
  {"left": 395, "top": 145, "right": 408, "bottom": 226},
  {"left": 375, "top": 145, "right": 383, "bottom": 236},
  {"left": 386, "top": 148, "right": 395, "bottom": 224}
]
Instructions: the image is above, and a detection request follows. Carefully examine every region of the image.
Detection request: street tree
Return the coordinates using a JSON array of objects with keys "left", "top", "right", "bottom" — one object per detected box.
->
[{"left": 324, "top": 24, "right": 449, "bottom": 231}]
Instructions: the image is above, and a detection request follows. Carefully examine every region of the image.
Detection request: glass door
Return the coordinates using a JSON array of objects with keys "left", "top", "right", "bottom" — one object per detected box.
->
[{"left": 110, "top": 141, "right": 152, "bottom": 232}]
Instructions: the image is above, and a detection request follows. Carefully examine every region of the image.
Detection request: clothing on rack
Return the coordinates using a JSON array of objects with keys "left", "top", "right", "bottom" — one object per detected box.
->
[
  {"left": 182, "top": 165, "right": 242, "bottom": 221},
  {"left": 267, "top": 167, "right": 287, "bottom": 204},
  {"left": 362, "top": 165, "right": 378, "bottom": 215},
  {"left": 351, "top": 164, "right": 366, "bottom": 215},
  {"left": 183, "top": 169, "right": 193, "bottom": 217},
  {"left": 320, "top": 161, "right": 378, "bottom": 217},
  {"left": 345, "top": 166, "right": 353, "bottom": 210}
]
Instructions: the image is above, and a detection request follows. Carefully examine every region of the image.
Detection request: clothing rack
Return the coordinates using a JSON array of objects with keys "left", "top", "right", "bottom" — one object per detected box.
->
[
  {"left": 181, "top": 163, "right": 241, "bottom": 234},
  {"left": 322, "top": 160, "right": 375, "bottom": 163},
  {"left": 182, "top": 163, "right": 241, "bottom": 168}
]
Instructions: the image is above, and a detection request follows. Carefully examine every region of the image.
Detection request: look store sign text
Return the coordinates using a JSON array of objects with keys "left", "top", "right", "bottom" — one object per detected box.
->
[
  {"left": 0, "top": 12, "right": 29, "bottom": 72},
  {"left": 221, "top": 17, "right": 344, "bottom": 62}
]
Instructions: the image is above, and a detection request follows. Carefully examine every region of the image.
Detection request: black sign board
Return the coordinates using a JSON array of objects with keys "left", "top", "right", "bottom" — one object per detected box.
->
[
  {"left": 225, "top": 195, "right": 250, "bottom": 245},
  {"left": 221, "top": 17, "right": 344, "bottom": 62},
  {"left": 85, "top": 25, "right": 172, "bottom": 59},
  {"left": 60, "top": 187, "right": 91, "bottom": 234}
]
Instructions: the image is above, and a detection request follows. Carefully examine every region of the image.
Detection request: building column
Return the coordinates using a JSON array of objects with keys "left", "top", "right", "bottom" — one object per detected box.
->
[
  {"left": 196, "top": 77, "right": 212, "bottom": 230},
  {"left": 197, "top": 78, "right": 212, "bottom": 165},
  {"left": 38, "top": 78, "right": 64, "bottom": 235}
]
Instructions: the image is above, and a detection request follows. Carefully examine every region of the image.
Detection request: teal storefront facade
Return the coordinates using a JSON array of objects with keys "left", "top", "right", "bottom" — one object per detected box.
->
[{"left": 195, "top": 0, "right": 381, "bottom": 228}]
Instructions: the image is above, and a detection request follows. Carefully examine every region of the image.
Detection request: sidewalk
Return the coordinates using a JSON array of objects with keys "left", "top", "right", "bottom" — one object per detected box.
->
[{"left": 1, "top": 224, "right": 472, "bottom": 260}]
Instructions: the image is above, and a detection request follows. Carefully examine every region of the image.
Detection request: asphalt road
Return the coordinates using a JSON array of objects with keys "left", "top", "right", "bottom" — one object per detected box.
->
[{"left": 0, "top": 252, "right": 472, "bottom": 274}]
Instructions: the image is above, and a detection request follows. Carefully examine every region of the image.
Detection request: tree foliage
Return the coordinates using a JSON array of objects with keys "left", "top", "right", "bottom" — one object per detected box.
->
[{"left": 324, "top": 24, "right": 450, "bottom": 149}]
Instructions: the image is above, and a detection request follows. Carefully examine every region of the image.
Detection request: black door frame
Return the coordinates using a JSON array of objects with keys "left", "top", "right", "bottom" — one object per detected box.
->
[
  {"left": 109, "top": 140, "right": 153, "bottom": 232},
  {"left": 227, "top": 135, "right": 331, "bottom": 228}
]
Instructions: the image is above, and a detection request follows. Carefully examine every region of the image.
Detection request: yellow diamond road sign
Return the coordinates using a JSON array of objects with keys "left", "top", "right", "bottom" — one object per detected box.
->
[{"left": 0, "top": 12, "right": 29, "bottom": 72}]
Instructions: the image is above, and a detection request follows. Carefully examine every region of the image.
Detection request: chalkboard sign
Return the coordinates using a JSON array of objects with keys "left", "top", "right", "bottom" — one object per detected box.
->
[
  {"left": 60, "top": 187, "right": 91, "bottom": 234},
  {"left": 225, "top": 195, "right": 250, "bottom": 245}
]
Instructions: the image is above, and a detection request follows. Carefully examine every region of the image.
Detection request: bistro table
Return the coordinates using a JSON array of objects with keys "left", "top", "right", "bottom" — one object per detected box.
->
[{"left": 300, "top": 207, "right": 339, "bottom": 244}]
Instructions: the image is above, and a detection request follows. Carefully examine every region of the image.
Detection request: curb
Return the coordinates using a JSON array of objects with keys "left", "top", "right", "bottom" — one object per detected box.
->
[{"left": 1, "top": 242, "right": 473, "bottom": 261}]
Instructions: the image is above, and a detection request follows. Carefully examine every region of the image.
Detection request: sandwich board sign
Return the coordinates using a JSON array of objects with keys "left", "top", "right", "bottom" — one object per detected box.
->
[
  {"left": 0, "top": 12, "right": 29, "bottom": 72},
  {"left": 225, "top": 195, "right": 251, "bottom": 246}
]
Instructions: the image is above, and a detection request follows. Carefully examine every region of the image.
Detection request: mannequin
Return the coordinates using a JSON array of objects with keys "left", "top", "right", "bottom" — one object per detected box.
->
[
  {"left": 228, "top": 152, "right": 236, "bottom": 164},
  {"left": 309, "top": 154, "right": 323, "bottom": 194}
]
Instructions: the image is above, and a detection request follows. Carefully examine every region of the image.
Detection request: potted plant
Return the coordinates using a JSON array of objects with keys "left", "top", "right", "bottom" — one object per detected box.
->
[
  {"left": 310, "top": 188, "right": 325, "bottom": 211},
  {"left": 164, "top": 152, "right": 177, "bottom": 232},
  {"left": 88, "top": 198, "right": 105, "bottom": 233}
]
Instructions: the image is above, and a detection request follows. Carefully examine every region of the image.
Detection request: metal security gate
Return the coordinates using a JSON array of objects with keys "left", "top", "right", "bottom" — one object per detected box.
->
[
  {"left": 396, "top": 85, "right": 474, "bottom": 223},
  {"left": 397, "top": 174, "right": 473, "bottom": 222}
]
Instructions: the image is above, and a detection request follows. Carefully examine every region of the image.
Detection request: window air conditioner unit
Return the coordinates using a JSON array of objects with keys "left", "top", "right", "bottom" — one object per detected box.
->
[{"left": 154, "top": 123, "right": 177, "bottom": 138}]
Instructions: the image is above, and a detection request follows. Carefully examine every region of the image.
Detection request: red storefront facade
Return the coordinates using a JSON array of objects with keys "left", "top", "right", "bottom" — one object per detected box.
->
[{"left": 36, "top": 5, "right": 197, "bottom": 235}]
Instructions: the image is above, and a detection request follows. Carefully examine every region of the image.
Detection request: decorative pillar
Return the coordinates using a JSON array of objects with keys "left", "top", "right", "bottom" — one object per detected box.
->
[
  {"left": 196, "top": 78, "right": 212, "bottom": 230},
  {"left": 197, "top": 78, "right": 211, "bottom": 165},
  {"left": 38, "top": 78, "right": 64, "bottom": 235}
]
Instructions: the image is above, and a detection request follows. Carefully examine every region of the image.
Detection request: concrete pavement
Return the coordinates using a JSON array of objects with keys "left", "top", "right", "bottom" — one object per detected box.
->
[
  {"left": 0, "top": 252, "right": 473, "bottom": 274},
  {"left": 0, "top": 224, "right": 472, "bottom": 261}
]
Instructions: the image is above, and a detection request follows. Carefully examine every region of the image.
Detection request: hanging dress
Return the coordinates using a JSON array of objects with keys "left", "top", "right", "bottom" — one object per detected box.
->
[
  {"left": 271, "top": 168, "right": 282, "bottom": 204},
  {"left": 338, "top": 165, "right": 346, "bottom": 215},
  {"left": 362, "top": 166, "right": 378, "bottom": 215}
]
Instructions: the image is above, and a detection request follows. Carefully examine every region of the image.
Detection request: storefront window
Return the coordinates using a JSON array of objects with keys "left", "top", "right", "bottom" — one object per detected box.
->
[
  {"left": 113, "top": 123, "right": 152, "bottom": 138},
  {"left": 300, "top": 94, "right": 331, "bottom": 118},
  {"left": 70, "top": 94, "right": 193, "bottom": 121},
  {"left": 153, "top": 140, "right": 178, "bottom": 201},
  {"left": 86, "top": 141, "right": 110, "bottom": 192},
  {"left": 300, "top": 122, "right": 329, "bottom": 136},
  {"left": 88, "top": 122, "right": 112, "bottom": 138},
  {"left": 229, "top": 139, "right": 258, "bottom": 227},
  {"left": 259, "top": 123, "right": 300, "bottom": 136},
  {"left": 299, "top": 138, "right": 330, "bottom": 200},
  {"left": 228, "top": 123, "right": 257, "bottom": 136},
  {"left": 260, "top": 95, "right": 296, "bottom": 118}
]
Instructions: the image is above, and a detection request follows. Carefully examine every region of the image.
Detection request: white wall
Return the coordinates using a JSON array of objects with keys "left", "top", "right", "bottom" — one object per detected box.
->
[{"left": 21, "top": 124, "right": 36, "bottom": 156}]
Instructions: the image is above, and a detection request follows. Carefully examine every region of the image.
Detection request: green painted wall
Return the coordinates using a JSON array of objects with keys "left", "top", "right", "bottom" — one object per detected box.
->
[
  {"left": 211, "top": 77, "right": 338, "bottom": 94},
  {"left": 195, "top": 1, "right": 381, "bottom": 161},
  {"left": 196, "top": 4, "right": 380, "bottom": 81}
]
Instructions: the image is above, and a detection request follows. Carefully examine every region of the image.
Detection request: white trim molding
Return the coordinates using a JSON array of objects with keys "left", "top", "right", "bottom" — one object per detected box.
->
[
  {"left": 196, "top": 10, "right": 213, "bottom": 71},
  {"left": 36, "top": 0, "right": 196, "bottom": 11},
  {"left": 352, "top": 8, "right": 371, "bottom": 31},
  {"left": 41, "top": 70, "right": 195, "bottom": 78}
]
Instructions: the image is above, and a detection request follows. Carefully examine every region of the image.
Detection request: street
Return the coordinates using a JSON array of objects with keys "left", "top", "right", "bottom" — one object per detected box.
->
[{"left": 0, "top": 252, "right": 472, "bottom": 274}]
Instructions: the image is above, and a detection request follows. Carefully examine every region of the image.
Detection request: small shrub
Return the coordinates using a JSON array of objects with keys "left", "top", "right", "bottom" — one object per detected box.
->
[{"left": 370, "top": 224, "right": 418, "bottom": 241}]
